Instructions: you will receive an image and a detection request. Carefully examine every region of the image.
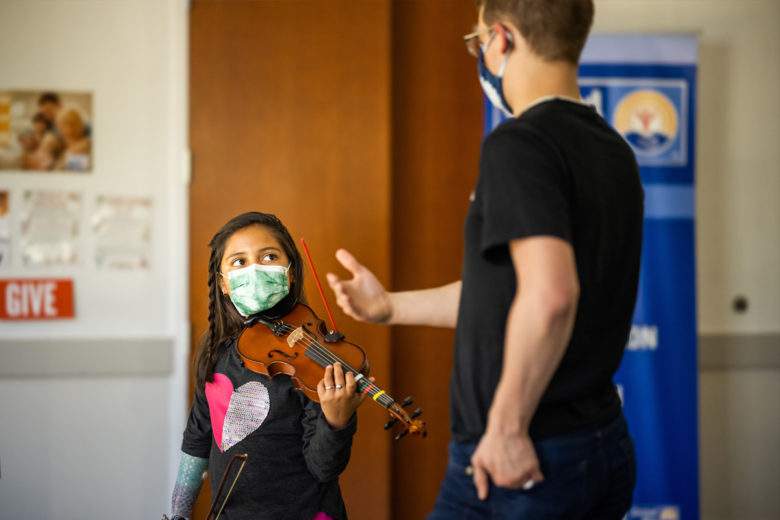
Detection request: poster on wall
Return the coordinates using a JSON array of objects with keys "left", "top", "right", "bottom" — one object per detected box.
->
[
  {"left": 91, "top": 195, "right": 152, "bottom": 270},
  {"left": 0, "top": 278, "right": 75, "bottom": 320},
  {"left": 0, "top": 190, "right": 9, "bottom": 268},
  {"left": 20, "top": 190, "right": 81, "bottom": 267},
  {"left": 0, "top": 90, "right": 92, "bottom": 172}
]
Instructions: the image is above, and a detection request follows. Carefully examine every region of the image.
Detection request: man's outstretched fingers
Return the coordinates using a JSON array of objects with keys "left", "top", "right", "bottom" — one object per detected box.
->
[
  {"left": 335, "top": 248, "right": 363, "bottom": 276},
  {"left": 326, "top": 272, "right": 341, "bottom": 289}
]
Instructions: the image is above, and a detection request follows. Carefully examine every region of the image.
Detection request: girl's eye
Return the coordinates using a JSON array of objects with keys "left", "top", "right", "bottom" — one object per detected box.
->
[
  {"left": 262, "top": 253, "right": 278, "bottom": 263},
  {"left": 231, "top": 258, "right": 245, "bottom": 267}
]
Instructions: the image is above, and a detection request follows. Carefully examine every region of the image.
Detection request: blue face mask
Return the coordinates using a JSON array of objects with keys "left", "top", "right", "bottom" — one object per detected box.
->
[{"left": 477, "top": 38, "right": 513, "bottom": 117}]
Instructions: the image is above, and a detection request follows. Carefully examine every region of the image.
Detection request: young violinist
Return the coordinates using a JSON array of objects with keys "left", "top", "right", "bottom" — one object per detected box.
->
[{"left": 165, "top": 212, "right": 366, "bottom": 520}]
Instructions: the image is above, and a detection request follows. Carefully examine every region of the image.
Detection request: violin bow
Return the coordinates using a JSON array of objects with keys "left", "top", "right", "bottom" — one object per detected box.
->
[
  {"left": 206, "top": 453, "right": 248, "bottom": 520},
  {"left": 300, "top": 238, "right": 341, "bottom": 335},
  {"left": 297, "top": 239, "right": 426, "bottom": 440}
]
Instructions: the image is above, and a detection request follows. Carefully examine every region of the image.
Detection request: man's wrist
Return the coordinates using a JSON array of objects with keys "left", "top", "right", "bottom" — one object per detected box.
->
[
  {"left": 384, "top": 292, "right": 398, "bottom": 325},
  {"left": 488, "top": 387, "right": 532, "bottom": 433},
  {"left": 486, "top": 410, "right": 527, "bottom": 435}
]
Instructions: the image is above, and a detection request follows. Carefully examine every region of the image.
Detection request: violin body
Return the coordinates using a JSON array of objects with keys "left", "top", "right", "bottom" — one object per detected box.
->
[
  {"left": 236, "top": 303, "right": 370, "bottom": 402},
  {"left": 236, "top": 301, "right": 426, "bottom": 439}
]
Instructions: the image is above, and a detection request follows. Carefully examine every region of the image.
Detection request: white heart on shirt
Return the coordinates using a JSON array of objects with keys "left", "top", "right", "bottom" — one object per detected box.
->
[{"left": 221, "top": 381, "right": 270, "bottom": 451}]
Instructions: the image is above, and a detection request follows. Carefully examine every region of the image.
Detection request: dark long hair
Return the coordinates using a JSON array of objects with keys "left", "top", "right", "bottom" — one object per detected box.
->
[{"left": 194, "top": 212, "right": 304, "bottom": 394}]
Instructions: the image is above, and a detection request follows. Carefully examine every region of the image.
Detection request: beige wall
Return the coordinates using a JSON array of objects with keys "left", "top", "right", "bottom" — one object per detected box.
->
[
  {"left": 0, "top": 1, "right": 188, "bottom": 518},
  {"left": 594, "top": 0, "right": 780, "bottom": 335},
  {"left": 594, "top": 2, "right": 780, "bottom": 519}
]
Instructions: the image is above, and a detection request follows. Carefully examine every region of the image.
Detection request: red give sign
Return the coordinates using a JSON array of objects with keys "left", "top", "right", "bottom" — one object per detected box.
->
[{"left": 0, "top": 279, "right": 75, "bottom": 320}]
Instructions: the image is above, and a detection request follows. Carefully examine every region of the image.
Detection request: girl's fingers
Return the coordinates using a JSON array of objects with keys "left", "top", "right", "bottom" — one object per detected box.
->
[
  {"left": 333, "top": 363, "right": 346, "bottom": 390},
  {"left": 316, "top": 378, "right": 327, "bottom": 399},
  {"left": 345, "top": 372, "right": 356, "bottom": 393},
  {"left": 323, "top": 365, "right": 335, "bottom": 390}
]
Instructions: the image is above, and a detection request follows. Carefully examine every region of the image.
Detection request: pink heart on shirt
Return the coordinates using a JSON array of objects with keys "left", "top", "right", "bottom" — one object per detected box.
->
[{"left": 205, "top": 373, "right": 270, "bottom": 452}]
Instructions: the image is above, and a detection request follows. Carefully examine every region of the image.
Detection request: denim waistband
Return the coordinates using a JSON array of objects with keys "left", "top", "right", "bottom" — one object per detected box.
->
[{"left": 448, "top": 412, "right": 629, "bottom": 465}]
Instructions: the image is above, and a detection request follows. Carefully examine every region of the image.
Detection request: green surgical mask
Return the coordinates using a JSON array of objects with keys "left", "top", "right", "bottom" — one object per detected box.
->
[{"left": 225, "top": 263, "right": 290, "bottom": 317}]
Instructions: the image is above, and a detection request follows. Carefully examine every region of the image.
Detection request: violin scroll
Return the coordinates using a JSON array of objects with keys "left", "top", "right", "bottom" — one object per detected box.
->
[{"left": 385, "top": 395, "right": 427, "bottom": 441}]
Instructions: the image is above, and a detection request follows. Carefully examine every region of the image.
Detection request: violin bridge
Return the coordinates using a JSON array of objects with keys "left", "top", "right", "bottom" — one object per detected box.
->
[{"left": 287, "top": 327, "right": 306, "bottom": 348}]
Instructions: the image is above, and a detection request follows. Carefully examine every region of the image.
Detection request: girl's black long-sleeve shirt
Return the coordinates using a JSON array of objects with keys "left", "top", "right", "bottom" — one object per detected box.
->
[{"left": 181, "top": 338, "right": 356, "bottom": 520}]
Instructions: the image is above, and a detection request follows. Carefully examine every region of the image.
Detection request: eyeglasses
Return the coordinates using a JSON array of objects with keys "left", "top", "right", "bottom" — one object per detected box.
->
[{"left": 463, "top": 27, "right": 495, "bottom": 58}]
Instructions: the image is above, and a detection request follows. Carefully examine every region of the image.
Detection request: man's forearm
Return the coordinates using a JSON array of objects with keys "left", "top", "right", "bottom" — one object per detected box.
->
[
  {"left": 387, "top": 280, "right": 461, "bottom": 328},
  {"left": 488, "top": 289, "right": 578, "bottom": 432}
]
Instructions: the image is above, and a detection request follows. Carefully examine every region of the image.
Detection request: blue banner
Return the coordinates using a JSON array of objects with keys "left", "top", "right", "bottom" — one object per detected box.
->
[{"left": 484, "top": 35, "right": 700, "bottom": 519}]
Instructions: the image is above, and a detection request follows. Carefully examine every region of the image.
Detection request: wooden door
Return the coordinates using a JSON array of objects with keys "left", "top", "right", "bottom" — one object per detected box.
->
[
  {"left": 189, "top": 1, "right": 392, "bottom": 518},
  {"left": 390, "top": 2, "right": 483, "bottom": 518}
]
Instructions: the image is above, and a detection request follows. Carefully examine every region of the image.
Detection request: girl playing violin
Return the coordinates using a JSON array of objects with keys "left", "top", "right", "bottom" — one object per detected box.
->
[{"left": 166, "top": 212, "right": 366, "bottom": 520}]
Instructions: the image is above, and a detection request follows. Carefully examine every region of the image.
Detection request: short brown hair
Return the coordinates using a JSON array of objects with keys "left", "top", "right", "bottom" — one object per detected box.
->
[{"left": 477, "top": 0, "right": 594, "bottom": 64}]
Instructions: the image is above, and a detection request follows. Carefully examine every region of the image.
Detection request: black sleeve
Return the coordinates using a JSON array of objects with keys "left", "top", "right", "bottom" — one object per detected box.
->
[
  {"left": 181, "top": 388, "right": 213, "bottom": 459},
  {"left": 300, "top": 399, "right": 357, "bottom": 482},
  {"left": 479, "top": 125, "right": 571, "bottom": 255}
]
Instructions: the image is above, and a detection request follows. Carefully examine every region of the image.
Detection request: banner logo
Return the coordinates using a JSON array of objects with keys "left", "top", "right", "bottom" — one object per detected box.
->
[
  {"left": 579, "top": 78, "right": 689, "bottom": 168},
  {"left": 614, "top": 90, "right": 678, "bottom": 158}
]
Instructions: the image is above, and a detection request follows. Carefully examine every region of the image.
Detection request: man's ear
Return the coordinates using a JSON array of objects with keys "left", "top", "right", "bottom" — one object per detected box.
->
[{"left": 499, "top": 24, "right": 514, "bottom": 53}]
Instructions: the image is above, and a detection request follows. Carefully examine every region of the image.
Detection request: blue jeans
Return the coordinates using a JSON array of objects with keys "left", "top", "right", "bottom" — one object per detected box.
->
[{"left": 428, "top": 414, "right": 636, "bottom": 520}]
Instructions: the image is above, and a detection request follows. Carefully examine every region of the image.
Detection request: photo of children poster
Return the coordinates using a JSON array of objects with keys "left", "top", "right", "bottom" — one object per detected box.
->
[
  {"left": 0, "top": 190, "right": 9, "bottom": 268},
  {"left": 0, "top": 90, "right": 92, "bottom": 172}
]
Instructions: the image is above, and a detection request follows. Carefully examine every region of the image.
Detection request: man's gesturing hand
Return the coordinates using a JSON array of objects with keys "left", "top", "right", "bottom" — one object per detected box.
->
[
  {"left": 326, "top": 248, "right": 393, "bottom": 324},
  {"left": 469, "top": 428, "right": 545, "bottom": 500}
]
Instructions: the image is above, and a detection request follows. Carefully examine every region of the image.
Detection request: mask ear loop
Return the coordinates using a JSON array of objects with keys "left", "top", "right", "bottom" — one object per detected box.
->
[
  {"left": 496, "top": 29, "right": 514, "bottom": 77},
  {"left": 217, "top": 271, "right": 229, "bottom": 296}
]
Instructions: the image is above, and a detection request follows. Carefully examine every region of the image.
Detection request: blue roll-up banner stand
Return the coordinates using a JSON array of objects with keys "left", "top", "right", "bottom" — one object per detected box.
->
[{"left": 483, "top": 35, "right": 700, "bottom": 519}]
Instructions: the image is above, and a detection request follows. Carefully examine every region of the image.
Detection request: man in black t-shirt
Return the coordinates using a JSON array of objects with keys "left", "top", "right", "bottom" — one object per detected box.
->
[{"left": 327, "top": 1, "right": 642, "bottom": 518}]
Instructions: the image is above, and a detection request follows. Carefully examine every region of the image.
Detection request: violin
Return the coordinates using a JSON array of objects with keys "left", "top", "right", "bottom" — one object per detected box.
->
[
  {"left": 236, "top": 238, "right": 427, "bottom": 440},
  {"left": 237, "top": 301, "right": 426, "bottom": 439}
]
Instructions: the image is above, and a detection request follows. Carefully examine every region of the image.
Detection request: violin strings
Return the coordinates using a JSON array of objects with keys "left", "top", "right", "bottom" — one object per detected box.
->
[
  {"left": 272, "top": 323, "right": 366, "bottom": 377},
  {"left": 244, "top": 320, "right": 394, "bottom": 406},
  {"left": 270, "top": 323, "right": 356, "bottom": 370},
  {"left": 268, "top": 323, "right": 392, "bottom": 403},
  {"left": 293, "top": 333, "right": 389, "bottom": 400}
]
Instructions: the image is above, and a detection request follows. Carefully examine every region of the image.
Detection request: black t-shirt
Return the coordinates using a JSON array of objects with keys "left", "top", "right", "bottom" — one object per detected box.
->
[
  {"left": 182, "top": 338, "right": 356, "bottom": 519},
  {"left": 451, "top": 98, "right": 643, "bottom": 442}
]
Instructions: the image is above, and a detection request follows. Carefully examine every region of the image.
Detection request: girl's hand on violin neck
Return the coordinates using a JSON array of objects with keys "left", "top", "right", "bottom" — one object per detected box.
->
[
  {"left": 326, "top": 248, "right": 393, "bottom": 325},
  {"left": 317, "top": 362, "right": 369, "bottom": 430}
]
